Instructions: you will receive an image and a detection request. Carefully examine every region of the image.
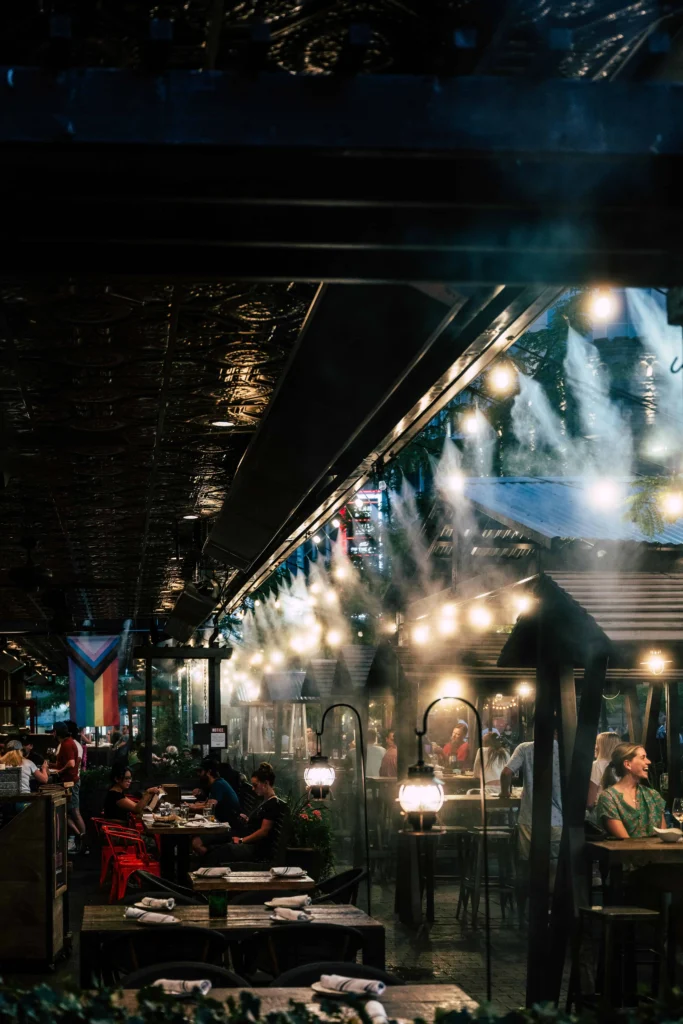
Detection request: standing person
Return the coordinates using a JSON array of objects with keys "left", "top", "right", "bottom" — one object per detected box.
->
[
  {"left": 501, "top": 731, "right": 563, "bottom": 893},
  {"left": 66, "top": 721, "right": 87, "bottom": 843},
  {"left": 379, "top": 734, "right": 397, "bottom": 777},
  {"left": 365, "top": 728, "right": 386, "bottom": 777},
  {"left": 587, "top": 731, "right": 621, "bottom": 813},
  {"left": 472, "top": 732, "right": 510, "bottom": 791},
  {"left": 51, "top": 723, "right": 83, "bottom": 850}
]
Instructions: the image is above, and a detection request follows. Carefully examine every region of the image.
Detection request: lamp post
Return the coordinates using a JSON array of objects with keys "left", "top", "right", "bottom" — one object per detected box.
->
[
  {"left": 305, "top": 702, "right": 372, "bottom": 915},
  {"left": 399, "top": 696, "right": 491, "bottom": 1002}
]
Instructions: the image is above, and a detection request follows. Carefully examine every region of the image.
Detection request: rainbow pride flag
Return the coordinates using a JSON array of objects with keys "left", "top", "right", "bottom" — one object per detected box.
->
[{"left": 67, "top": 635, "right": 120, "bottom": 727}]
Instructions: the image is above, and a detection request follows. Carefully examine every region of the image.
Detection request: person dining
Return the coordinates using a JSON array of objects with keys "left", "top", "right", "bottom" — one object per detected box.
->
[
  {"left": 442, "top": 724, "right": 470, "bottom": 769},
  {"left": 190, "top": 758, "right": 240, "bottom": 826},
  {"left": 472, "top": 731, "right": 510, "bottom": 791},
  {"left": 596, "top": 743, "right": 666, "bottom": 838},
  {"left": 102, "top": 765, "right": 163, "bottom": 823},
  {"left": 195, "top": 761, "right": 284, "bottom": 865},
  {"left": 587, "top": 730, "right": 621, "bottom": 814}
]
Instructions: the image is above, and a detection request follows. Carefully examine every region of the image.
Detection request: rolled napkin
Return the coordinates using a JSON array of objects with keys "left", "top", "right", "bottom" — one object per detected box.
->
[
  {"left": 153, "top": 979, "right": 212, "bottom": 996},
  {"left": 270, "top": 866, "right": 304, "bottom": 877},
  {"left": 272, "top": 906, "right": 312, "bottom": 922},
  {"left": 320, "top": 975, "right": 386, "bottom": 997},
  {"left": 365, "top": 1001, "right": 388, "bottom": 1024},
  {"left": 193, "top": 866, "right": 231, "bottom": 878},
  {"left": 268, "top": 895, "right": 312, "bottom": 909},
  {"left": 137, "top": 896, "right": 176, "bottom": 911},
  {"left": 124, "top": 907, "right": 180, "bottom": 926}
]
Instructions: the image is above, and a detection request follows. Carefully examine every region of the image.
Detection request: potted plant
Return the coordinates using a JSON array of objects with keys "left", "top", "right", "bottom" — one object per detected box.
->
[{"left": 285, "top": 792, "right": 334, "bottom": 881}]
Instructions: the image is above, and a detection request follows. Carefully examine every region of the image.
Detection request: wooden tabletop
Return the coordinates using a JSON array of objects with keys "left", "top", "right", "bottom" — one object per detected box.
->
[
  {"left": 443, "top": 794, "right": 520, "bottom": 808},
  {"left": 143, "top": 821, "right": 233, "bottom": 838},
  {"left": 191, "top": 871, "right": 316, "bottom": 892},
  {"left": 83, "top": 903, "right": 380, "bottom": 935},
  {"left": 118, "top": 985, "right": 477, "bottom": 1017},
  {"left": 586, "top": 836, "right": 683, "bottom": 864}
]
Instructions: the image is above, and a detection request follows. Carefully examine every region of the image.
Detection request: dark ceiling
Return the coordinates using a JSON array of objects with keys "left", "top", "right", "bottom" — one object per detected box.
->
[{"left": 0, "top": 0, "right": 678, "bottom": 675}]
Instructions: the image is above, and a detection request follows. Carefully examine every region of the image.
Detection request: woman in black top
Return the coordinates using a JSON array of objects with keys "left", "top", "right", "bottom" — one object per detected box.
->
[
  {"left": 204, "top": 762, "right": 283, "bottom": 865},
  {"left": 102, "top": 765, "right": 162, "bottom": 822}
]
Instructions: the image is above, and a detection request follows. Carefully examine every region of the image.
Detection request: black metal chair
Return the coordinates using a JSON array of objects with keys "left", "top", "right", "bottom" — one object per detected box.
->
[
  {"left": 101, "top": 926, "right": 228, "bottom": 985},
  {"left": 133, "top": 869, "right": 208, "bottom": 905},
  {"left": 122, "top": 962, "right": 249, "bottom": 989},
  {"left": 272, "top": 961, "right": 403, "bottom": 987},
  {"left": 232, "top": 923, "right": 364, "bottom": 981},
  {"left": 311, "top": 868, "right": 367, "bottom": 905}
]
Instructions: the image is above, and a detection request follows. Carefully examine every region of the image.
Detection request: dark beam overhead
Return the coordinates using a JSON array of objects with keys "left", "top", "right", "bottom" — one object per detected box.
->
[
  {"left": 4, "top": 72, "right": 683, "bottom": 283},
  {"left": 205, "top": 282, "right": 560, "bottom": 603}
]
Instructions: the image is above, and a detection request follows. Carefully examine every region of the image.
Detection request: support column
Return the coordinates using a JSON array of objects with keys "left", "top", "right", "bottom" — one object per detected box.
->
[
  {"left": 144, "top": 657, "right": 153, "bottom": 778},
  {"left": 207, "top": 657, "right": 220, "bottom": 726},
  {"left": 642, "top": 684, "right": 662, "bottom": 764},
  {"left": 623, "top": 680, "right": 643, "bottom": 743},
  {"left": 666, "top": 682, "right": 681, "bottom": 802}
]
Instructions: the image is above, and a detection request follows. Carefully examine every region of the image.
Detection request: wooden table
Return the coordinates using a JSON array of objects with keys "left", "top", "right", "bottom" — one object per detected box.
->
[
  {"left": 442, "top": 794, "right": 520, "bottom": 808},
  {"left": 191, "top": 871, "right": 315, "bottom": 893},
  {"left": 586, "top": 837, "right": 683, "bottom": 901},
  {"left": 81, "top": 904, "right": 386, "bottom": 986},
  {"left": 118, "top": 984, "right": 477, "bottom": 1017},
  {"left": 143, "top": 822, "right": 233, "bottom": 883}
]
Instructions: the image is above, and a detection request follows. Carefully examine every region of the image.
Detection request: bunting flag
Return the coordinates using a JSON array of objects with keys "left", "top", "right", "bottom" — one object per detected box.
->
[{"left": 67, "top": 635, "right": 120, "bottom": 727}]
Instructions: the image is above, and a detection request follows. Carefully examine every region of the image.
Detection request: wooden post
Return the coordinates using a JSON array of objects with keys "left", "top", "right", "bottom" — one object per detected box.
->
[
  {"left": 144, "top": 657, "right": 153, "bottom": 778},
  {"left": 207, "top": 657, "right": 220, "bottom": 727},
  {"left": 666, "top": 682, "right": 681, "bottom": 802},
  {"left": 642, "top": 684, "right": 662, "bottom": 763},
  {"left": 395, "top": 652, "right": 416, "bottom": 783},
  {"left": 526, "top": 622, "right": 558, "bottom": 1007},
  {"left": 547, "top": 652, "right": 607, "bottom": 1003},
  {"left": 623, "top": 681, "right": 643, "bottom": 743},
  {"left": 557, "top": 665, "right": 577, "bottom": 792}
]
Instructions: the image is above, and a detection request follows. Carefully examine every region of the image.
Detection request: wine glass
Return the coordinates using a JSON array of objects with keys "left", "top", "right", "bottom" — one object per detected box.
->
[{"left": 672, "top": 798, "right": 683, "bottom": 829}]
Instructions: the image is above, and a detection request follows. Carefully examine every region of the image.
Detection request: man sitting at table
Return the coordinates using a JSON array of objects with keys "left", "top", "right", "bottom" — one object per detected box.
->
[
  {"left": 193, "top": 761, "right": 284, "bottom": 864},
  {"left": 191, "top": 759, "right": 240, "bottom": 826}
]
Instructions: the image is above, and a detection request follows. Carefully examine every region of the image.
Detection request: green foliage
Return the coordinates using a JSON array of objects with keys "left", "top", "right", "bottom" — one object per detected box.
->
[
  {"left": 33, "top": 675, "right": 70, "bottom": 715},
  {"left": 284, "top": 790, "right": 335, "bottom": 880},
  {"left": 79, "top": 764, "right": 112, "bottom": 794},
  {"left": 624, "top": 477, "right": 668, "bottom": 538}
]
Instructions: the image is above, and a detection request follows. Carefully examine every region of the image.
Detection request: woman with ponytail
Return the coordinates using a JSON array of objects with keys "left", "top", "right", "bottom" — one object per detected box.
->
[
  {"left": 596, "top": 743, "right": 666, "bottom": 838},
  {"left": 199, "top": 761, "right": 285, "bottom": 865}
]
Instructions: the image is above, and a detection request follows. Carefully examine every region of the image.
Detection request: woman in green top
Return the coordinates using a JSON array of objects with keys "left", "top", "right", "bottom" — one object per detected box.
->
[{"left": 596, "top": 743, "right": 666, "bottom": 838}]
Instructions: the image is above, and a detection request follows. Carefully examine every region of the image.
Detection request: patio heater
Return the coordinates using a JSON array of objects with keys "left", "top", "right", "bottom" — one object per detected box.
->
[
  {"left": 305, "top": 702, "right": 372, "bottom": 915},
  {"left": 399, "top": 696, "right": 491, "bottom": 1002}
]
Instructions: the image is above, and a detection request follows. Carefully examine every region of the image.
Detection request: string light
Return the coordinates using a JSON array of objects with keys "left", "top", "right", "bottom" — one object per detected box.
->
[
  {"left": 590, "top": 288, "right": 617, "bottom": 320},
  {"left": 462, "top": 411, "right": 484, "bottom": 436},
  {"left": 588, "top": 479, "right": 622, "bottom": 511},
  {"left": 660, "top": 490, "right": 683, "bottom": 519},
  {"left": 333, "top": 566, "right": 348, "bottom": 580},
  {"left": 489, "top": 364, "right": 515, "bottom": 394},
  {"left": 412, "top": 624, "right": 430, "bottom": 645},
  {"left": 468, "top": 605, "right": 492, "bottom": 630},
  {"left": 643, "top": 650, "right": 668, "bottom": 675},
  {"left": 270, "top": 650, "right": 285, "bottom": 666},
  {"left": 517, "top": 682, "right": 533, "bottom": 698},
  {"left": 440, "top": 677, "right": 463, "bottom": 699},
  {"left": 438, "top": 614, "right": 457, "bottom": 637},
  {"left": 249, "top": 652, "right": 263, "bottom": 666},
  {"left": 313, "top": 534, "right": 322, "bottom": 544},
  {"left": 326, "top": 629, "right": 342, "bottom": 646},
  {"left": 513, "top": 594, "right": 533, "bottom": 617},
  {"left": 332, "top": 518, "right": 341, "bottom": 529},
  {"left": 324, "top": 589, "right": 338, "bottom": 605}
]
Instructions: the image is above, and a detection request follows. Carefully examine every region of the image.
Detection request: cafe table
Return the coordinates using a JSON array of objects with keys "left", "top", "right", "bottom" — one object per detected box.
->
[
  {"left": 585, "top": 836, "right": 683, "bottom": 902},
  {"left": 80, "top": 904, "right": 386, "bottom": 986},
  {"left": 118, "top": 984, "right": 478, "bottom": 1017},
  {"left": 143, "top": 821, "right": 233, "bottom": 884},
  {"left": 191, "top": 870, "right": 316, "bottom": 893}
]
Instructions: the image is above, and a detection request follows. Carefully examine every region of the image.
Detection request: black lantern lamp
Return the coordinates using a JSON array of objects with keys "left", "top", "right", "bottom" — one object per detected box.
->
[
  {"left": 306, "top": 702, "right": 371, "bottom": 915},
  {"left": 401, "top": 694, "right": 491, "bottom": 1002}
]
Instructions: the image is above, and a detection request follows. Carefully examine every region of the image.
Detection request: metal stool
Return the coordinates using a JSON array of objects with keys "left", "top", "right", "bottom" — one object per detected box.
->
[
  {"left": 568, "top": 904, "right": 667, "bottom": 1013},
  {"left": 456, "top": 828, "right": 515, "bottom": 927}
]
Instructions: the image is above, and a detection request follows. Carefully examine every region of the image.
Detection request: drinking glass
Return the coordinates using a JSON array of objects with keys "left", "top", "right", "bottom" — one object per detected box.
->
[{"left": 672, "top": 798, "right": 683, "bottom": 828}]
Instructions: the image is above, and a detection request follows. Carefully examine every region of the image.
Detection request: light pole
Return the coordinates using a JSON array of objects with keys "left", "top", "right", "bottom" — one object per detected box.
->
[
  {"left": 399, "top": 695, "right": 491, "bottom": 1002},
  {"left": 305, "top": 702, "right": 372, "bottom": 915}
]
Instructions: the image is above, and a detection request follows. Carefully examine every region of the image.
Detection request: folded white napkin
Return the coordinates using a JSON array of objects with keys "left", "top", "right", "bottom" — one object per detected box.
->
[
  {"left": 193, "top": 866, "right": 231, "bottom": 878},
  {"left": 365, "top": 1001, "right": 388, "bottom": 1024},
  {"left": 124, "top": 907, "right": 180, "bottom": 926},
  {"left": 270, "top": 866, "right": 304, "bottom": 877},
  {"left": 137, "top": 896, "right": 176, "bottom": 910},
  {"left": 272, "top": 906, "right": 312, "bottom": 922},
  {"left": 268, "top": 895, "right": 312, "bottom": 909},
  {"left": 153, "top": 979, "right": 212, "bottom": 996},
  {"left": 320, "top": 975, "right": 386, "bottom": 997}
]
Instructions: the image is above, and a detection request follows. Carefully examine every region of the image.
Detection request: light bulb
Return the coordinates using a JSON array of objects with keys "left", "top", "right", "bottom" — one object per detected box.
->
[
  {"left": 513, "top": 594, "right": 533, "bottom": 616},
  {"left": 304, "top": 757, "right": 336, "bottom": 798},
  {"left": 462, "top": 412, "right": 483, "bottom": 436},
  {"left": 588, "top": 479, "right": 622, "bottom": 510},
  {"left": 399, "top": 767, "right": 444, "bottom": 830},
  {"left": 270, "top": 650, "right": 284, "bottom": 666},
  {"left": 324, "top": 589, "right": 338, "bottom": 605},
  {"left": 412, "top": 624, "right": 430, "bottom": 645},
  {"left": 326, "top": 629, "right": 342, "bottom": 647},
  {"left": 661, "top": 491, "right": 683, "bottom": 519},
  {"left": 489, "top": 364, "right": 514, "bottom": 394},
  {"left": 211, "top": 420, "right": 235, "bottom": 428},
  {"left": 443, "top": 472, "right": 465, "bottom": 495},
  {"left": 438, "top": 616, "right": 457, "bottom": 637},
  {"left": 333, "top": 566, "right": 348, "bottom": 580},
  {"left": 590, "top": 289, "right": 616, "bottom": 320},
  {"left": 518, "top": 682, "right": 533, "bottom": 698},
  {"left": 250, "top": 652, "right": 263, "bottom": 666},
  {"left": 313, "top": 534, "right": 322, "bottom": 544},
  {"left": 274, "top": 600, "right": 281, "bottom": 609},
  {"left": 440, "top": 678, "right": 462, "bottom": 699},
  {"left": 254, "top": 599, "right": 261, "bottom": 607},
  {"left": 468, "top": 605, "right": 492, "bottom": 630},
  {"left": 644, "top": 650, "right": 667, "bottom": 675},
  {"left": 332, "top": 518, "right": 341, "bottom": 529},
  {"left": 310, "top": 583, "right": 321, "bottom": 595},
  {"left": 183, "top": 513, "right": 199, "bottom": 520}
]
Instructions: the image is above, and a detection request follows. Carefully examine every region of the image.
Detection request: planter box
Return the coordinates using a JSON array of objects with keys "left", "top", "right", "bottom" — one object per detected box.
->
[{"left": 286, "top": 846, "right": 323, "bottom": 881}]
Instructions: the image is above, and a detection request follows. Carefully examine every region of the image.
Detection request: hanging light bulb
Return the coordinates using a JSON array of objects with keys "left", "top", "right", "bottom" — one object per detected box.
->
[
  {"left": 270, "top": 650, "right": 285, "bottom": 666},
  {"left": 333, "top": 566, "right": 348, "bottom": 580},
  {"left": 588, "top": 479, "right": 622, "bottom": 510},
  {"left": 440, "top": 677, "right": 463, "bottom": 699},
  {"left": 462, "top": 411, "right": 484, "bottom": 436},
  {"left": 250, "top": 652, "right": 264, "bottom": 666},
  {"left": 398, "top": 765, "right": 444, "bottom": 831},
  {"left": 324, "top": 589, "right": 338, "bottom": 605},
  {"left": 660, "top": 490, "right": 683, "bottom": 520},
  {"left": 517, "top": 682, "right": 533, "bottom": 698},
  {"left": 310, "top": 583, "right": 322, "bottom": 595},
  {"left": 590, "top": 288, "right": 617, "bottom": 320},
  {"left": 326, "top": 629, "right": 342, "bottom": 647},
  {"left": 488, "top": 364, "right": 515, "bottom": 394},
  {"left": 468, "top": 605, "right": 492, "bottom": 630},
  {"left": 443, "top": 471, "right": 465, "bottom": 495},
  {"left": 643, "top": 650, "right": 668, "bottom": 675},
  {"left": 304, "top": 755, "right": 336, "bottom": 799},
  {"left": 332, "top": 518, "right": 341, "bottom": 529},
  {"left": 412, "top": 624, "right": 430, "bottom": 645}
]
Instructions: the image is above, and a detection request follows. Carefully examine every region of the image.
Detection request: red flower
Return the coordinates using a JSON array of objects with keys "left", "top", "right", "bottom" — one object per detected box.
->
[
  {"left": 300, "top": 813, "right": 309, "bottom": 820},
  {"left": 313, "top": 810, "right": 322, "bottom": 818}
]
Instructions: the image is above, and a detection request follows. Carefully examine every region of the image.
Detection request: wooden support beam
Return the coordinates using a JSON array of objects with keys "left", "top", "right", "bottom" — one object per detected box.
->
[
  {"left": 623, "top": 681, "right": 643, "bottom": 743},
  {"left": 144, "top": 657, "right": 153, "bottom": 777},
  {"left": 548, "top": 653, "right": 607, "bottom": 1003},
  {"left": 557, "top": 664, "right": 577, "bottom": 795},
  {"left": 666, "top": 682, "right": 681, "bottom": 802}
]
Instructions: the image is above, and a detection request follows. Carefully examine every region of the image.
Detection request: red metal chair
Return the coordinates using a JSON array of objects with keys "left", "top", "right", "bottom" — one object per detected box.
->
[
  {"left": 91, "top": 817, "right": 137, "bottom": 888},
  {"left": 102, "top": 826, "right": 161, "bottom": 903}
]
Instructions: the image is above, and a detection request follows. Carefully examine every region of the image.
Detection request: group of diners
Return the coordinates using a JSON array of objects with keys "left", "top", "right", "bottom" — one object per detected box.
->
[{"left": 102, "top": 758, "right": 285, "bottom": 866}]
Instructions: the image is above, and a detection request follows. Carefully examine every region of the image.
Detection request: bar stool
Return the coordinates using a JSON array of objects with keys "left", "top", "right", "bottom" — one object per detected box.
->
[
  {"left": 568, "top": 904, "right": 667, "bottom": 1013},
  {"left": 434, "top": 825, "right": 470, "bottom": 881},
  {"left": 457, "top": 827, "right": 515, "bottom": 927}
]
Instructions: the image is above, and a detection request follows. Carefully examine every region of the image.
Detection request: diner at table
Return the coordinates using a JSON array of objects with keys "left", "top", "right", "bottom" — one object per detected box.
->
[
  {"left": 195, "top": 761, "right": 285, "bottom": 865},
  {"left": 103, "top": 766, "right": 163, "bottom": 823}
]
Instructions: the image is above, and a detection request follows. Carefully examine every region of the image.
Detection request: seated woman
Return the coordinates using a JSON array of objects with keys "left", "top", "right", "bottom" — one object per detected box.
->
[
  {"left": 194, "top": 762, "right": 284, "bottom": 864},
  {"left": 102, "top": 765, "right": 162, "bottom": 823},
  {"left": 596, "top": 743, "right": 665, "bottom": 838}
]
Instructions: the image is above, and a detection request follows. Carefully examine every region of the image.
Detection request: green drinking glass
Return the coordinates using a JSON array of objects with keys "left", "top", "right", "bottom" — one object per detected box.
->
[{"left": 207, "top": 890, "right": 229, "bottom": 918}]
